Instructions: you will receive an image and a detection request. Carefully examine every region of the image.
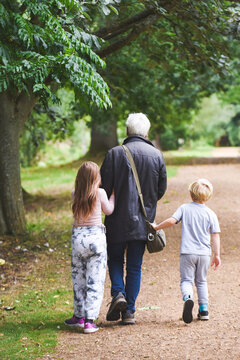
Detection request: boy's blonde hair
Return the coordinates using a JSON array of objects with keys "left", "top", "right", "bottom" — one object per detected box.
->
[{"left": 188, "top": 178, "right": 213, "bottom": 203}]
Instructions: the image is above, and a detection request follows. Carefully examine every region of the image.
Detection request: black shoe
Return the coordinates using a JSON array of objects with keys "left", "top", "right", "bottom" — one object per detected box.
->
[
  {"left": 182, "top": 298, "right": 194, "bottom": 324},
  {"left": 106, "top": 292, "right": 127, "bottom": 321},
  {"left": 122, "top": 309, "right": 136, "bottom": 325},
  {"left": 198, "top": 310, "right": 209, "bottom": 321}
]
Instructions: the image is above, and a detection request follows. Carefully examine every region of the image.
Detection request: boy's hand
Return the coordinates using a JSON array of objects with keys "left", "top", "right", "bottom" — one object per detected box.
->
[
  {"left": 150, "top": 222, "right": 157, "bottom": 230},
  {"left": 211, "top": 255, "right": 221, "bottom": 270}
]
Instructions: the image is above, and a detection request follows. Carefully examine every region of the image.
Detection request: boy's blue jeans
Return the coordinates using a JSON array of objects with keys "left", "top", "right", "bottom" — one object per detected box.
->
[{"left": 107, "top": 240, "right": 146, "bottom": 313}]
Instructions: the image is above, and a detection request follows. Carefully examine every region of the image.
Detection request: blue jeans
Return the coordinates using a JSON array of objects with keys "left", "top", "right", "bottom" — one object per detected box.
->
[{"left": 107, "top": 240, "right": 146, "bottom": 313}]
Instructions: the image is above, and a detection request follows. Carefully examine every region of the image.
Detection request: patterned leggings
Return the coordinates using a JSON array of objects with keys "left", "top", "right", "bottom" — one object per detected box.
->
[{"left": 71, "top": 226, "right": 107, "bottom": 320}]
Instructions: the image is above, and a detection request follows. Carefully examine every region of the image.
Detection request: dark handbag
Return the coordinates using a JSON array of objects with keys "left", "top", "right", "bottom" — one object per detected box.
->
[
  {"left": 122, "top": 145, "right": 166, "bottom": 253},
  {"left": 145, "top": 220, "right": 166, "bottom": 253}
]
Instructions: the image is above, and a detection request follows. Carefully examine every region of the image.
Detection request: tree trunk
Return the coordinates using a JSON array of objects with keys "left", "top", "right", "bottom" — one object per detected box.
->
[
  {"left": 0, "top": 91, "right": 36, "bottom": 235},
  {"left": 89, "top": 113, "right": 118, "bottom": 154}
]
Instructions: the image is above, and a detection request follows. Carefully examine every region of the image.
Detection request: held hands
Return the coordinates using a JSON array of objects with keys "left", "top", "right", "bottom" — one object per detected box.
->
[
  {"left": 150, "top": 222, "right": 157, "bottom": 231},
  {"left": 211, "top": 255, "right": 221, "bottom": 270}
]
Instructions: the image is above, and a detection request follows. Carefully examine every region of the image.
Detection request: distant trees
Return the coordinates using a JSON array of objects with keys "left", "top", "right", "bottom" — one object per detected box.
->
[{"left": 85, "top": 0, "right": 240, "bottom": 152}]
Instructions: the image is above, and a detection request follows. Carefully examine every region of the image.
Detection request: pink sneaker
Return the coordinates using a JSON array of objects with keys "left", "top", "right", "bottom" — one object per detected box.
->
[
  {"left": 84, "top": 322, "right": 99, "bottom": 334},
  {"left": 64, "top": 315, "right": 85, "bottom": 328}
]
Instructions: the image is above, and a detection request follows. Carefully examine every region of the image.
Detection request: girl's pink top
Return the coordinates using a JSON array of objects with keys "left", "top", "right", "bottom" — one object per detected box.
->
[{"left": 72, "top": 188, "right": 114, "bottom": 227}]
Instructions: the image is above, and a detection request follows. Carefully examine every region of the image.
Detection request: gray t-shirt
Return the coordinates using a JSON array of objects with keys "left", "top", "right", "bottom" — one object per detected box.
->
[{"left": 172, "top": 202, "right": 220, "bottom": 256}]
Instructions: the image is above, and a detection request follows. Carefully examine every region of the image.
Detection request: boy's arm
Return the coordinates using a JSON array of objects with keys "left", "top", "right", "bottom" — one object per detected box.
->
[
  {"left": 151, "top": 217, "right": 177, "bottom": 231},
  {"left": 211, "top": 233, "right": 221, "bottom": 270}
]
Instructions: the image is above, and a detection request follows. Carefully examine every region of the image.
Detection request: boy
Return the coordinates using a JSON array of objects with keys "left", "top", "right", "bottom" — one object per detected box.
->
[{"left": 152, "top": 178, "right": 221, "bottom": 324}]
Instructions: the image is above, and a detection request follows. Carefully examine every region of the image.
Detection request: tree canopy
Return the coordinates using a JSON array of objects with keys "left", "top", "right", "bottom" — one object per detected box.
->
[
  {"left": 83, "top": 0, "right": 240, "bottom": 152},
  {"left": 0, "top": 0, "right": 121, "bottom": 108}
]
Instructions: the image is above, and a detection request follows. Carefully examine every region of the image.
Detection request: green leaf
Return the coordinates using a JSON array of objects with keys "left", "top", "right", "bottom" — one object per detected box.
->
[{"left": 108, "top": 5, "right": 119, "bottom": 15}]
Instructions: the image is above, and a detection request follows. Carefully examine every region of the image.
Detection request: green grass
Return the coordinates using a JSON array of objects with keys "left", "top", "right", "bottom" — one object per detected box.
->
[
  {"left": 164, "top": 146, "right": 213, "bottom": 158},
  {"left": 21, "top": 166, "right": 77, "bottom": 193},
  {"left": 0, "top": 228, "right": 74, "bottom": 360},
  {"left": 163, "top": 144, "right": 214, "bottom": 164},
  {"left": 21, "top": 161, "right": 178, "bottom": 194},
  {"left": 0, "top": 289, "right": 73, "bottom": 360}
]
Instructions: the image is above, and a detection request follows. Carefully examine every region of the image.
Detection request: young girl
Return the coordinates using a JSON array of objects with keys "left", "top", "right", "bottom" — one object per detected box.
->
[{"left": 64, "top": 161, "right": 114, "bottom": 333}]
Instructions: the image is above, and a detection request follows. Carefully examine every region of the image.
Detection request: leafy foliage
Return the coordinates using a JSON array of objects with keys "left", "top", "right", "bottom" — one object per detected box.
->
[
  {"left": 20, "top": 98, "right": 74, "bottom": 167},
  {"left": 0, "top": 0, "right": 120, "bottom": 108},
  {"left": 186, "top": 95, "right": 237, "bottom": 147},
  {"left": 78, "top": 0, "right": 240, "bottom": 150},
  {"left": 19, "top": 89, "right": 90, "bottom": 167},
  {"left": 226, "top": 112, "right": 240, "bottom": 145}
]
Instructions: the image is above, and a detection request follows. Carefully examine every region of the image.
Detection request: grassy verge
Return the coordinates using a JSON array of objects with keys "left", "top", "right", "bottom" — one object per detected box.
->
[
  {"left": 163, "top": 146, "right": 214, "bottom": 158},
  {"left": 163, "top": 146, "right": 214, "bottom": 166},
  {"left": 0, "top": 226, "right": 75, "bottom": 360},
  {"left": 21, "top": 166, "right": 77, "bottom": 194},
  {"left": 0, "top": 289, "right": 70, "bottom": 359},
  {"left": 21, "top": 160, "right": 177, "bottom": 194}
]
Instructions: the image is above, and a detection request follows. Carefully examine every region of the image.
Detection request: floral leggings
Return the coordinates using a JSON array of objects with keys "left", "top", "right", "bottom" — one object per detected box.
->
[{"left": 71, "top": 226, "right": 107, "bottom": 320}]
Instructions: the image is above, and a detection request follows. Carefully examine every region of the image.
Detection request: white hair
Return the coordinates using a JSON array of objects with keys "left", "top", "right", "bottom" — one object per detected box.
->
[{"left": 126, "top": 113, "right": 151, "bottom": 137}]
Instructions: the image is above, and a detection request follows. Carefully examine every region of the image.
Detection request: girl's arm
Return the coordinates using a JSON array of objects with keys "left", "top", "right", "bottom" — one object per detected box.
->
[
  {"left": 211, "top": 233, "right": 221, "bottom": 270},
  {"left": 151, "top": 217, "right": 177, "bottom": 231},
  {"left": 100, "top": 189, "right": 115, "bottom": 215}
]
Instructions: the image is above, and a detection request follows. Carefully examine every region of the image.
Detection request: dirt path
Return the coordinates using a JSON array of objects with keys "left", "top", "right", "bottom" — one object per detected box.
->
[{"left": 41, "top": 164, "right": 240, "bottom": 360}]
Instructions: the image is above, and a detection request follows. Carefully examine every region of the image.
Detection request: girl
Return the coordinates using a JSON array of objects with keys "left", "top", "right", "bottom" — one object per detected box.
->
[{"left": 64, "top": 161, "right": 114, "bottom": 333}]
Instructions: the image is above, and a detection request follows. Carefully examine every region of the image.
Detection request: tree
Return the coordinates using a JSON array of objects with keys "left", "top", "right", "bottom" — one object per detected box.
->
[
  {"left": 86, "top": 0, "right": 240, "bottom": 151},
  {"left": 0, "top": 0, "right": 119, "bottom": 235}
]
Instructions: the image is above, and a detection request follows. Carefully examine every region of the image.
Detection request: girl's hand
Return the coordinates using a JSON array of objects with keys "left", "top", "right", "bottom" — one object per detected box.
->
[{"left": 211, "top": 255, "right": 221, "bottom": 270}]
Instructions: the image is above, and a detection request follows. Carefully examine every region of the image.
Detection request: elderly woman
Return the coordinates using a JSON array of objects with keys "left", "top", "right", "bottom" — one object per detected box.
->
[{"left": 100, "top": 113, "right": 167, "bottom": 325}]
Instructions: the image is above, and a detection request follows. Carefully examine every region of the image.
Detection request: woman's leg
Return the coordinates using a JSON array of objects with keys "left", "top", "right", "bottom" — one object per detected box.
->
[
  {"left": 107, "top": 242, "right": 126, "bottom": 297},
  {"left": 125, "top": 240, "right": 146, "bottom": 312}
]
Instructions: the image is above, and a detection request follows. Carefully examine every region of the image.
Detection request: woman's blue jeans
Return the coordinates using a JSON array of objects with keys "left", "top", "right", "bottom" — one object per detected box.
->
[{"left": 107, "top": 240, "right": 146, "bottom": 313}]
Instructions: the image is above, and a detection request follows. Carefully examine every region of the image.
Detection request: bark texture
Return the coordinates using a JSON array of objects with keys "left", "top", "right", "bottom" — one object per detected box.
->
[{"left": 0, "top": 91, "right": 36, "bottom": 235}]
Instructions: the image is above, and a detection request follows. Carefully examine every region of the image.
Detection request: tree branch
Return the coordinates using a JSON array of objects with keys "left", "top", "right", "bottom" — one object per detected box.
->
[
  {"left": 94, "top": 8, "right": 156, "bottom": 40},
  {"left": 96, "top": 13, "right": 159, "bottom": 57}
]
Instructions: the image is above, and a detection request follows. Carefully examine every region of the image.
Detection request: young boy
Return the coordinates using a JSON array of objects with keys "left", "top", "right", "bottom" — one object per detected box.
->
[{"left": 152, "top": 178, "right": 221, "bottom": 324}]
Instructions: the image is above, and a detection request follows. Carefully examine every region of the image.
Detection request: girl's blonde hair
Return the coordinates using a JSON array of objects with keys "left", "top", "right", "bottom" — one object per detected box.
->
[
  {"left": 188, "top": 178, "right": 213, "bottom": 203},
  {"left": 72, "top": 161, "right": 101, "bottom": 221}
]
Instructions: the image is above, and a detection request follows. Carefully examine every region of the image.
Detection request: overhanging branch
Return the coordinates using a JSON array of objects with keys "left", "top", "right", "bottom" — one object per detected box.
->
[
  {"left": 96, "top": 13, "right": 159, "bottom": 57},
  {"left": 94, "top": 8, "right": 156, "bottom": 40}
]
